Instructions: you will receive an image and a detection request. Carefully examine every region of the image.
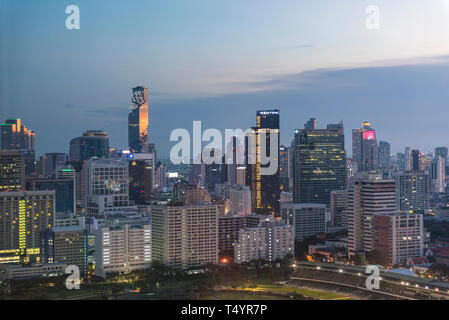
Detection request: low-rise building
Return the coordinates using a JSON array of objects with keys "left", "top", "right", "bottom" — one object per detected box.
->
[
  {"left": 234, "top": 220, "right": 294, "bottom": 264},
  {"left": 0, "top": 263, "right": 67, "bottom": 281}
]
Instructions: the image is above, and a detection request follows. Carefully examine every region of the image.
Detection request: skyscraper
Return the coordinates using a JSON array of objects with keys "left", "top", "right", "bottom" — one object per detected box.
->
[
  {"left": 348, "top": 176, "right": 396, "bottom": 257},
  {"left": 0, "top": 191, "right": 55, "bottom": 264},
  {"left": 396, "top": 152, "right": 405, "bottom": 171},
  {"left": 396, "top": 171, "right": 430, "bottom": 214},
  {"left": 69, "top": 130, "right": 109, "bottom": 162},
  {"left": 128, "top": 86, "right": 149, "bottom": 153},
  {"left": 352, "top": 122, "right": 379, "bottom": 172},
  {"left": 0, "top": 150, "right": 25, "bottom": 192},
  {"left": 405, "top": 147, "right": 411, "bottom": 171},
  {"left": 246, "top": 109, "right": 280, "bottom": 215},
  {"left": 435, "top": 147, "right": 448, "bottom": 160},
  {"left": 411, "top": 149, "right": 421, "bottom": 171},
  {"left": 293, "top": 121, "right": 346, "bottom": 205},
  {"left": 431, "top": 156, "right": 446, "bottom": 193},
  {"left": 279, "top": 145, "right": 291, "bottom": 192},
  {"left": 304, "top": 117, "right": 316, "bottom": 130},
  {"left": 128, "top": 152, "right": 155, "bottom": 205},
  {"left": 1, "top": 118, "right": 35, "bottom": 175},
  {"left": 378, "top": 141, "right": 391, "bottom": 171},
  {"left": 41, "top": 152, "right": 67, "bottom": 178}
]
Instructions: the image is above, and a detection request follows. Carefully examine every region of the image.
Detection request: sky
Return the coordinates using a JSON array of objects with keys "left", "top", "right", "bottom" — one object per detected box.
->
[{"left": 2, "top": 0, "right": 449, "bottom": 158}]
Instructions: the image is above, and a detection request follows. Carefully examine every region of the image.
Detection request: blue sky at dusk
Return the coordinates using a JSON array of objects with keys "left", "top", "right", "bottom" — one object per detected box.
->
[{"left": 2, "top": 0, "right": 449, "bottom": 158}]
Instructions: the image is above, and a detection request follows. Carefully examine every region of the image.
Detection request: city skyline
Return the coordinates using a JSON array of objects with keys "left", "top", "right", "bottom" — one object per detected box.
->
[{"left": 3, "top": 1, "right": 449, "bottom": 303}]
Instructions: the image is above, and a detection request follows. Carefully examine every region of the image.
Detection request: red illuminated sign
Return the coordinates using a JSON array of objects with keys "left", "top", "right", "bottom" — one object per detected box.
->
[{"left": 363, "top": 131, "right": 375, "bottom": 140}]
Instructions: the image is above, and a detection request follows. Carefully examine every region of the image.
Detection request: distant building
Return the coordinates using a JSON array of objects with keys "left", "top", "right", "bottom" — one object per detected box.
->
[
  {"left": 352, "top": 121, "right": 378, "bottom": 172},
  {"left": 128, "top": 86, "right": 149, "bottom": 153},
  {"left": 0, "top": 150, "right": 25, "bottom": 192},
  {"left": 234, "top": 219, "right": 294, "bottom": 263},
  {"left": 279, "top": 145, "right": 291, "bottom": 192},
  {"left": 395, "top": 171, "right": 430, "bottom": 214},
  {"left": 431, "top": 156, "right": 446, "bottom": 193},
  {"left": 40, "top": 153, "right": 66, "bottom": 178},
  {"left": 95, "top": 224, "right": 151, "bottom": 278},
  {"left": 435, "top": 147, "right": 448, "bottom": 161},
  {"left": 0, "top": 118, "right": 35, "bottom": 175},
  {"left": 155, "top": 162, "right": 167, "bottom": 189},
  {"left": 330, "top": 189, "right": 348, "bottom": 228},
  {"left": 69, "top": 130, "right": 109, "bottom": 162},
  {"left": 229, "top": 185, "right": 251, "bottom": 215},
  {"left": 411, "top": 149, "right": 421, "bottom": 172},
  {"left": 186, "top": 186, "right": 211, "bottom": 204},
  {"left": 281, "top": 203, "right": 327, "bottom": 239},
  {"left": 378, "top": 141, "right": 391, "bottom": 170}
]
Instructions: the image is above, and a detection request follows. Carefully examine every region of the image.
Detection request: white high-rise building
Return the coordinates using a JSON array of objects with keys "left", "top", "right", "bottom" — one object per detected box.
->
[
  {"left": 151, "top": 203, "right": 218, "bottom": 269},
  {"left": 83, "top": 158, "right": 129, "bottom": 216},
  {"left": 234, "top": 219, "right": 294, "bottom": 264},
  {"left": 229, "top": 185, "right": 251, "bottom": 215},
  {"left": 431, "top": 156, "right": 446, "bottom": 193},
  {"left": 95, "top": 224, "right": 151, "bottom": 277}
]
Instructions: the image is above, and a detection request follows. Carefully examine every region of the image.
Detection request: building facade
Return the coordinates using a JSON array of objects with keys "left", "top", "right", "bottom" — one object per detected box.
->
[
  {"left": 281, "top": 203, "right": 327, "bottom": 239},
  {"left": 246, "top": 109, "right": 280, "bottom": 215},
  {"left": 95, "top": 224, "right": 151, "bottom": 277},
  {"left": 395, "top": 171, "right": 430, "bottom": 214},
  {"left": 373, "top": 213, "right": 423, "bottom": 266},
  {"left": 151, "top": 204, "right": 218, "bottom": 269},
  {"left": 293, "top": 121, "right": 346, "bottom": 205},
  {"left": 0, "top": 150, "right": 25, "bottom": 192},
  {"left": 41, "top": 226, "right": 88, "bottom": 276},
  {"left": 0, "top": 191, "right": 55, "bottom": 264},
  {"left": 83, "top": 158, "right": 129, "bottom": 216},
  {"left": 69, "top": 130, "right": 109, "bottom": 162},
  {"left": 234, "top": 220, "right": 294, "bottom": 264},
  {"left": 352, "top": 122, "right": 379, "bottom": 172},
  {"left": 128, "top": 86, "right": 149, "bottom": 153},
  {"left": 348, "top": 177, "right": 396, "bottom": 257}
]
